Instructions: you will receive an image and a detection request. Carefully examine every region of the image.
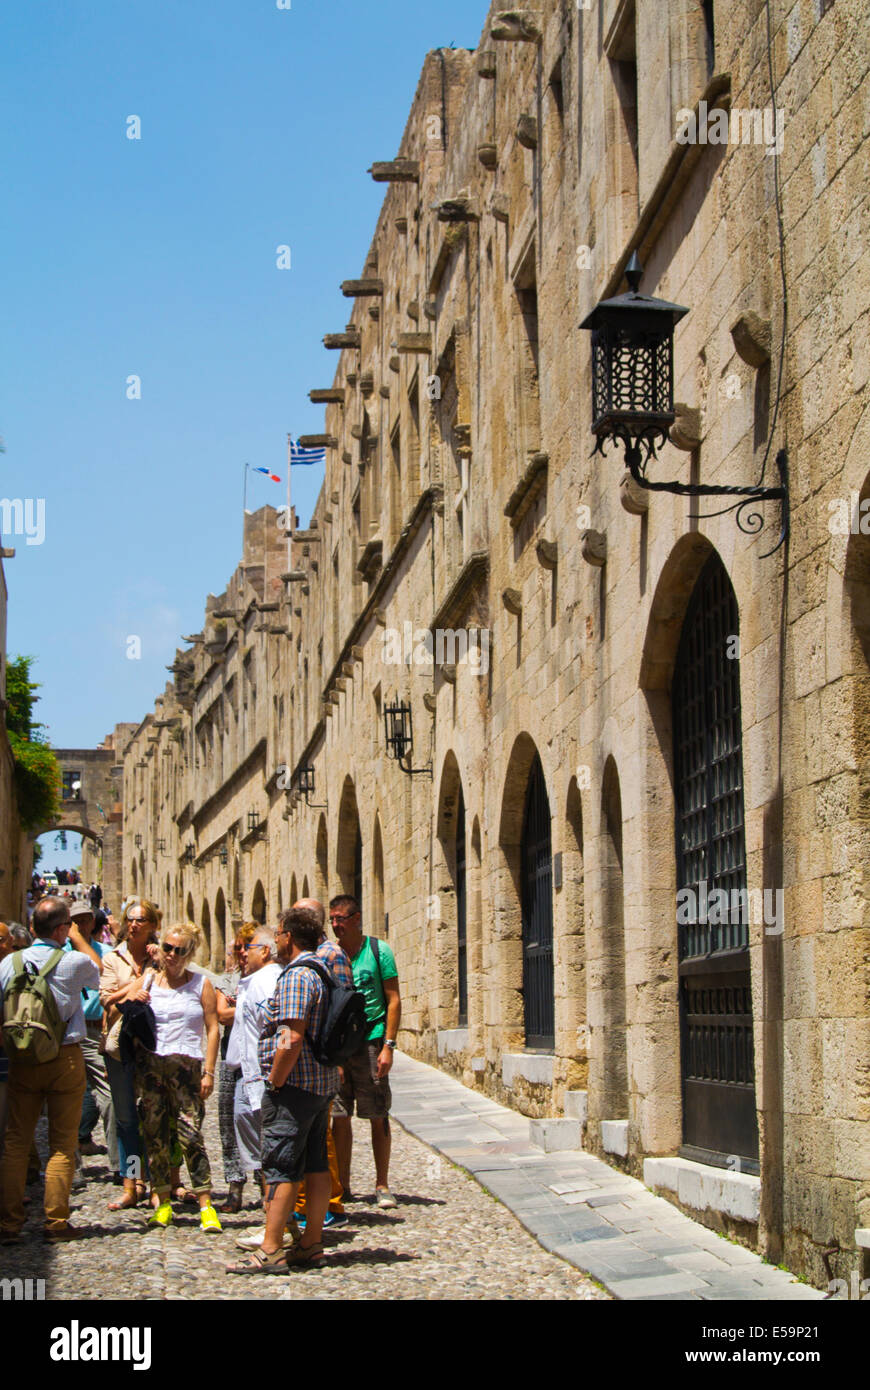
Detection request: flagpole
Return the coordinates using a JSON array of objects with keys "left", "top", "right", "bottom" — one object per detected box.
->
[{"left": 286, "top": 434, "right": 293, "bottom": 569}]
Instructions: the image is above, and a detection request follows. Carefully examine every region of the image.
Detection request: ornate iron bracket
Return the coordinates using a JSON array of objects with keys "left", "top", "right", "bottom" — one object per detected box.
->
[{"left": 595, "top": 431, "right": 789, "bottom": 556}]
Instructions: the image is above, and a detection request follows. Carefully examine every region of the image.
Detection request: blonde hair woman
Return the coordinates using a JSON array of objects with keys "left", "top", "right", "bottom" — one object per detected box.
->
[
  {"left": 121, "top": 921, "right": 222, "bottom": 1232},
  {"left": 100, "top": 899, "right": 161, "bottom": 1208}
]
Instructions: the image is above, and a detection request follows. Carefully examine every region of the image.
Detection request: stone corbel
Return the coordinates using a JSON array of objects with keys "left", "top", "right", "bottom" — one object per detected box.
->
[
  {"left": 491, "top": 11, "right": 542, "bottom": 42},
  {"left": 580, "top": 530, "right": 607, "bottom": 567},
  {"left": 432, "top": 193, "right": 479, "bottom": 223},
  {"left": 502, "top": 588, "right": 523, "bottom": 616},
  {"left": 516, "top": 115, "right": 538, "bottom": 148},
  {"left": 535, "top": 538, "right": 558, "bottom": 569},
  {"left": 619, "top": 469, "right": 650, "bottom": 515},
  {"left": 669, "top": 404, "right": 704, "bottom": 452},
  {"left": 730, "top": 311, "right": 771, "bottom": 368}
]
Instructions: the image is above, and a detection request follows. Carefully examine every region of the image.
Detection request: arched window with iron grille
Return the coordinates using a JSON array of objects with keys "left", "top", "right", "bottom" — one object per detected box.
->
[
  {"left": 456, "top": 787, "right": 467, "bottom": 1026},
  {"left": 521, "top": 754, "right": 554, "bottom": 1049},
  {"left": 673, "top": 553, "right": 759, "bottom": 1167}
]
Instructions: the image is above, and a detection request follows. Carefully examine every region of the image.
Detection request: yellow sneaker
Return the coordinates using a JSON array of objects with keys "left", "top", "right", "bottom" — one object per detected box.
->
[
  {"left": 147, "top": 1202, "right": 173, "bottom": 1229},
  {"left": 200, "top": 1203, "right": 222, "bottom": 1234}
]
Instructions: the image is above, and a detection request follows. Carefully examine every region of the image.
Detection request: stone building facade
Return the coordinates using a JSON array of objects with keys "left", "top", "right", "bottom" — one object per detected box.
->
[{"left": 122, "top": 0, "right": 869, "bottom": 1289}]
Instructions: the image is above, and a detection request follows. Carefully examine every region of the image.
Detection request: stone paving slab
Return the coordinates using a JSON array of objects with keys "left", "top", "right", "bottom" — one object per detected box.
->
[{"left": 390, "top": 1053, "right": 825, "bottom": 1303}]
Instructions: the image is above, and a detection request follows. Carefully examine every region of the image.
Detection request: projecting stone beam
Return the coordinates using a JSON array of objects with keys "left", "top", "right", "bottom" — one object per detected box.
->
[
  {"left": 368, "top": 159, "right": 420, "bottom": 183},
  {"left": 323, "top": 330, "right": 361, "bottom": 349},
  {"left": 309, "top": 389, "right": 345, "bottom": 404},
  {"left": 297, "top": 434, "right": 337, "bottom": 448},
  {"left": 477, "top": 50, "right": 497, "bottom": 77},
  {"left": 432, "top": 194, "right": 479, "bottom": 223},
  {"left": 490, "top": 11, "right": 542, "bottom": 42},
  {"left": 396, "top": 333, "right": 432, "bottom": 354},
  {"left": 341, "top": 279, "right": 384, "bottom": 297}
]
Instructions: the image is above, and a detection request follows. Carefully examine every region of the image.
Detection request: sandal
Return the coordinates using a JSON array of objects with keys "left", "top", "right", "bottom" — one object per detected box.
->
[
  {"left": 225, "top": 1246, "right": 288, "bottom": 1276},
  {"left": 108, "top": 1193, "right": 139, "bottom": 1211},
  {"left": 283, "top": 1240, "right": 325, "bottom": 1269},
  {"left": 171, "top": 1186, "right": 198, "bottom": 1206}
]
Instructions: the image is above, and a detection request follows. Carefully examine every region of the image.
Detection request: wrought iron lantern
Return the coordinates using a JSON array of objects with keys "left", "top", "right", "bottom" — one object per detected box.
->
[
  {"left": 247, "top": 809, "right": 260, "bottom": 834},
  {"left": 219, "top": 844, "right": 228, "bottom": 867},
  {"left": 134, "top": 833, "right": 142, "bottom": 849},
  {"left": 383, "top": 697, "right": 431, "bottom": 777},
  {"left": 157, "top": 838, "right": 166, "bottom": 854},
  {"left": 296, "top": 765, "right": 327, "bottom": 809},
  {"left": 183, "top": 843, "right": 196, "bottom": 865},
  {"left": 580, "top": 253, "right": 788, "bottom": 552}
]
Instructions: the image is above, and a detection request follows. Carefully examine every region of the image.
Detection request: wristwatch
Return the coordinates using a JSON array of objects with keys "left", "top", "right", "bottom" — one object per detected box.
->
[
  {"left": 384, "top": 1039, "right": 397, "bottom": 1050},
  {"left": 264, "top": 1078, "right": 279, "bottom": 1093}
]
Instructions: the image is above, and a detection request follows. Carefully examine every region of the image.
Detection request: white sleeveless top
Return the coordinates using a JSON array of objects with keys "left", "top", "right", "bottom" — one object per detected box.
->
[{"left": 148, "top": 971, "right": 205, "bottom": 1059}]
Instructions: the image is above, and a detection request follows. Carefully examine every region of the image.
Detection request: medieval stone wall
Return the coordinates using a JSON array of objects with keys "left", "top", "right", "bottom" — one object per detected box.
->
[{"left": 121, "top": 0, "right": 869, "bottom": 1288}]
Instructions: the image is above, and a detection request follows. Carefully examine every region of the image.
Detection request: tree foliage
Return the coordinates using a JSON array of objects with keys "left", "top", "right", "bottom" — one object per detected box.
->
[{"left": 5, "top": 655, "right": 61, "bottom": 831}]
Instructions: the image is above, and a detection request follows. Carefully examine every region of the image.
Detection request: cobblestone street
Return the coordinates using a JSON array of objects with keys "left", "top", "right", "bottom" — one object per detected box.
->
[{"left": 0, "top": 1102, "right": 607, "bottom": 1301}]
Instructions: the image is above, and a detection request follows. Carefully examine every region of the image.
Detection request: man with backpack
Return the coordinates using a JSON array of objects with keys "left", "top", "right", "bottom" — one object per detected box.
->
[
  {"left": 227, "top": 906, "right": 368, "bottom": 1274},
  {"left": 329, "top": 894, "right": 401, "bottom": 1209},
  {"left": 0, "top": 896, "right": 101, "bottom": 1242}
]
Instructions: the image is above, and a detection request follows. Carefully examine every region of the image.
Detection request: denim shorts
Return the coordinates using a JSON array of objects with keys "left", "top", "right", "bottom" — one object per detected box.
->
[{"left": 260, "top": 1085, "right": 332, "bottom": 1184}]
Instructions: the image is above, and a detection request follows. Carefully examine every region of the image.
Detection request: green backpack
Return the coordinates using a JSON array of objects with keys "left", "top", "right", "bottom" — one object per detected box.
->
[{"left": 2, "top": 950, "right": 67, "bottom": 1063}]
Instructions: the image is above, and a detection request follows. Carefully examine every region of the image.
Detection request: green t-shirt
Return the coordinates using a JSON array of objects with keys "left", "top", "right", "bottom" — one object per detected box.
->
[{"left": 350, "top": 936, "right": 398, "bottom": 1041}]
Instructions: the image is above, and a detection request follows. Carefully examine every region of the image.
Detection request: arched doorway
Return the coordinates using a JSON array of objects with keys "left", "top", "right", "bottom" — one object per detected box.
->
[
  {"left": 372, "top": 814, "right": 385, "bottom": 939},
  {"left": 600, "top": 757, "right": 627, "bottom": 1117},
  {"left": 315, "top": 814, "right": 328, "bottom": 903},
  {"left": 201, "top": 899, "right": 212, "bottom": 965},
  {"left": 251, "top": 880, "right": 266, "bottom": 925},
  {"left": 455, "top": 788, "right": 467, "bottom": 1026},
  {"left": 673, "top": 551, "right": 758, "bottom": 1164},
  {"left": 337, "top": 777, "right": 362, "bottom": 905},
  {"left": 520, "top": 754, "right": 554, "bottom": 1049},
  {"left": 215, "top": 888, "right": 227, "bottom": 965}
]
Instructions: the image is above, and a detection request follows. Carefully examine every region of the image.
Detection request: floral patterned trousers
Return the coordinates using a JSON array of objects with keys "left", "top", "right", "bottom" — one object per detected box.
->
[{"left": 133, "top": 1050, "right": 211, "bottom": 1197}]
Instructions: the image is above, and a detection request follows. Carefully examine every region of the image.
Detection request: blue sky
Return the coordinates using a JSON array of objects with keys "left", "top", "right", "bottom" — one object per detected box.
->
[{"left": 0, "top": 1, "right": 484, "bottom": 866}]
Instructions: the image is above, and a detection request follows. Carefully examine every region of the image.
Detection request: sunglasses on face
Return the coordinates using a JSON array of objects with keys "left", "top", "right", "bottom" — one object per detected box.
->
[{"left": 162, "top": 943, "right": 188, "bottom": 956}]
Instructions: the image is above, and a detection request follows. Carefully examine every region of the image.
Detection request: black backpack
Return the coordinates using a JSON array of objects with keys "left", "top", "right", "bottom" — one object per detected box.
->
[{"left": 286, "top": 955, "right": 369, "bottom": 1066}]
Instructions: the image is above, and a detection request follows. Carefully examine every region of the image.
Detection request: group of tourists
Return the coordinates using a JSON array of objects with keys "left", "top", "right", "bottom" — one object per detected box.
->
[{"left": 0, "top": 887, "right": 402, "bottom": 1274}]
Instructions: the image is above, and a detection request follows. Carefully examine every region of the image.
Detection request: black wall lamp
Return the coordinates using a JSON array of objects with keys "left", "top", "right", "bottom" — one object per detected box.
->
[
  {"left": 247, "top": 809, "right": 260, "bottom": 834},
  {"left": 183, "top": 843, "right": 196, "bottom": 865},
  {"left": 219, "top": 844, "right": 228, "bottom": 867},
  {"left": 580, "top": 253, "right": 788, "bottom": 554},
  {"left": 157, "top": 838, "right": 166, "bottom": 854},
  {"left": 134, "top": 833, "right": 142, "bottom": 849},
  {"left": 297, "top": 765, "right": 327, "bottom": 809},
  {"left": 384, "top": 697, "right": 431, "bottom": 777}
]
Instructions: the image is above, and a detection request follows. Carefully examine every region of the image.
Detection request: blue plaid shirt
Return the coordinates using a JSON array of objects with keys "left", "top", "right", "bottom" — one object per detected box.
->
[{"left": 257, "top": 952, "right": 339, "bottom": 1096}]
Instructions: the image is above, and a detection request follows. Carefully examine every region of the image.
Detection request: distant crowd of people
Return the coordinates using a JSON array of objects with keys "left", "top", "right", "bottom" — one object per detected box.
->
[{"left": 0, "top": 888, "right": 402, "bottom": 1273}]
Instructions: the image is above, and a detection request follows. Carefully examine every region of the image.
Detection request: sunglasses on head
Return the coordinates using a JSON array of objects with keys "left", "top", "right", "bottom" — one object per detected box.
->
[{"left": 161, "top": 943, "right": 188, "bottom": 956}]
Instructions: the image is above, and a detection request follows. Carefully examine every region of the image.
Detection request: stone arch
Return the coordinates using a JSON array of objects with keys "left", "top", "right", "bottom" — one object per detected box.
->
[
  {"left": 469, "top": 816, "right": 484, "bottom": 1046},
  {"left": 315, "top": 814, "right": 328, "bottom": 903},
  {"left": 276, "top": 879, "right": 283, "bottom": 914},
  {"left": 631, "top": 533, "right": 729, "bottom": 1158},
  {"left": 372, "top": 813, "right": 385, "bottom": 938},
  {"left": 435, "top": 750, "right": 465, "bottom": 1029},
  {"left": 594, "top": 756, "right": 627, "bottom": 1123},
  {"left": 496, "top": 734, "right": 554, "bottom": 1050},
  {"left": 302, "top": 875, "right": 310, "bottom": 898},
  {"left": 131, "top": 860, "right": 138, "bottom": 893},
  {"left": 215, "top": 888, "right": 227, "bottom": 966},
  {"left": 251, "top": 879, "right": 266, "bottom": 925},
  {"left": 560, "top": 774, "right": 587, "bottom": 1083},
  {"left": 336, "top": 777, "right": 362, "bottom": 904},
  {"left": 185, "top": 892, "right": 195, "bottom": 923},
  {"left": 201, "top": 897, "right": 212, "bottom": 966},
  {"left": 165, "top": 874, "right": 171, "bottom": 918},
  {"left": 290, "top": 873, "right": 298, "bottom": 907}
]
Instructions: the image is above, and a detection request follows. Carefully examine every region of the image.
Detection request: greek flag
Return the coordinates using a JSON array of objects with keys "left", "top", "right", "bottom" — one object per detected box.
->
[{"left": 289, "top": 439, "right": 326, "bottom": 466}]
